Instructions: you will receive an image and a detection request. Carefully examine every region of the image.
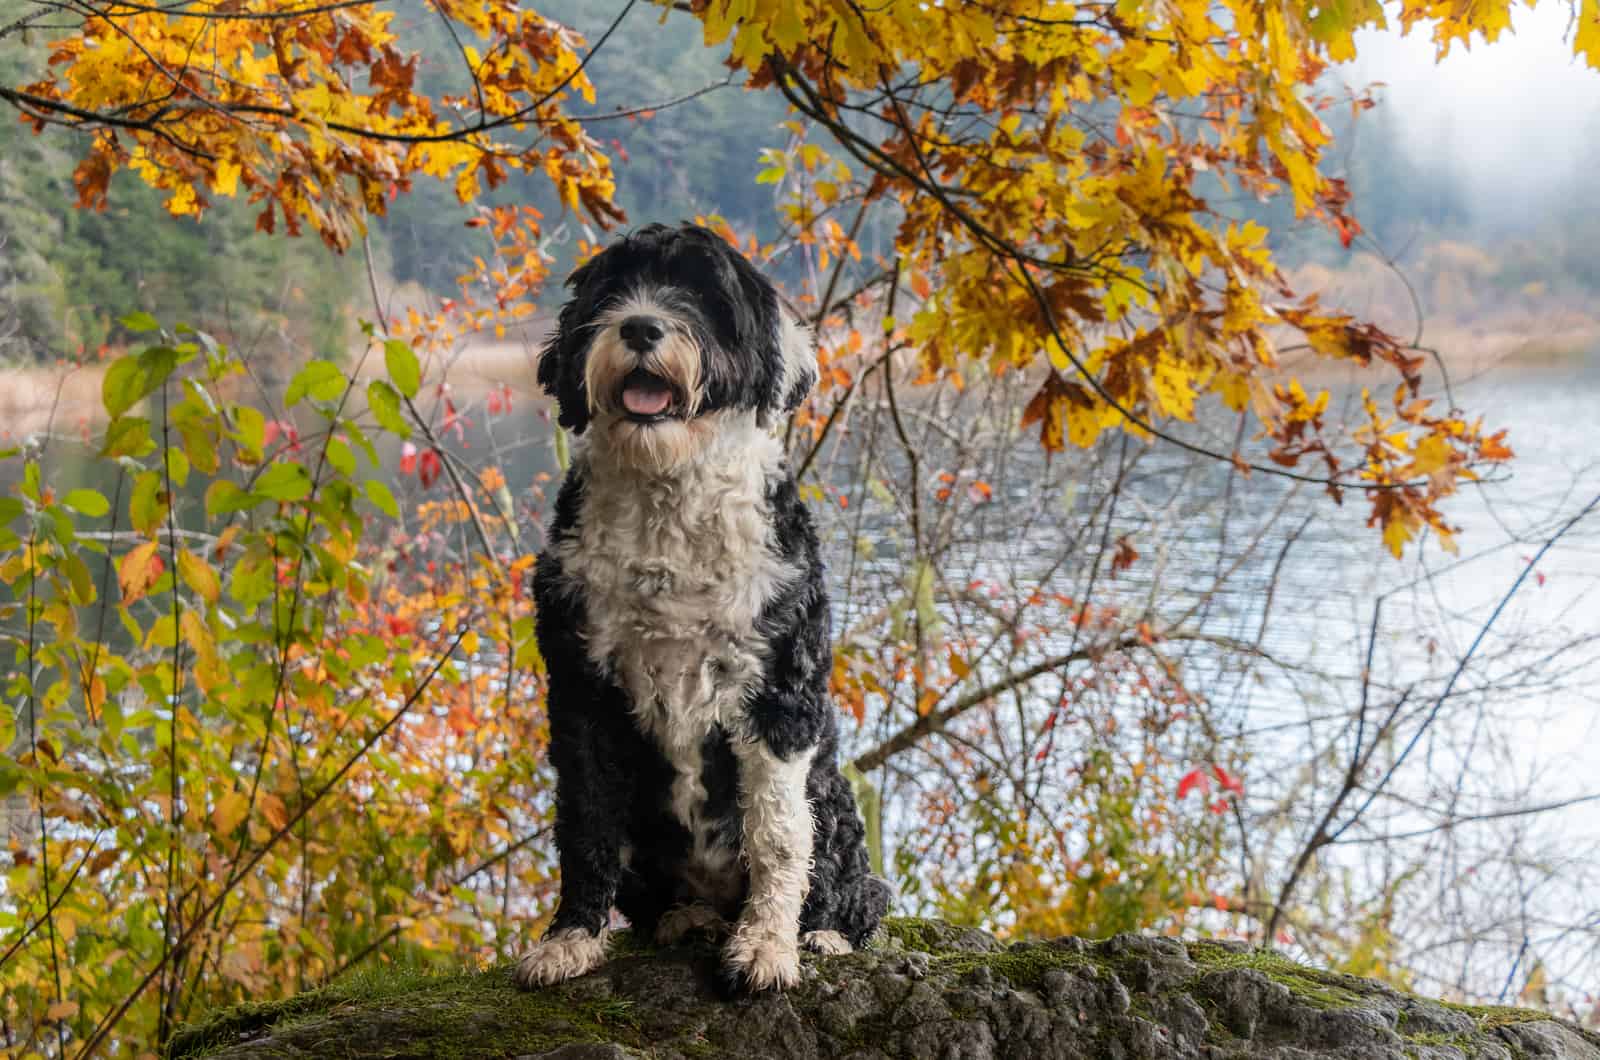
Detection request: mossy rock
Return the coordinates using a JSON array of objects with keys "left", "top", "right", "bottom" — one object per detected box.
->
[{"left": 170, "top": 920, "right": 1600, "bottom": 1059}]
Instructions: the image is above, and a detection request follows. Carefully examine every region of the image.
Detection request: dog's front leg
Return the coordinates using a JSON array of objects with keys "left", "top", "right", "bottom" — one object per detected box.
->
[
  {"left": 513, "top": 746, "right": 628, "bottom": 988},
  {"left": 515, "top": 564, "right": 633, "bottom": 989},
  {"left": 722, "top": 738, "right": 815, "bottom": 992}
]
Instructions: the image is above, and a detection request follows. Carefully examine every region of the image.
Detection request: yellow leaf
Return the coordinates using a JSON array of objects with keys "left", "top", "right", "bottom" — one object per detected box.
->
[
  {"left": 1406, "top": 434, "right": 1452, "bottom": 478},
  {"left": 177, "top": 548, "right": 221, "bottom": 604},
  {"left": 1382, "top": 516, "right": 1413, "bottom": 559},
  {"left": 213, "top": 159, "right": 241, "bottom": 197},
  {"left": 1578, "top": 0, "right": 1600, "bottom": 67},
  {"left": 948, "top": 649, "right": 971, "bottom": 680},
  {"left": 212, "top": 790, "right": 249, "bottom": 835}
]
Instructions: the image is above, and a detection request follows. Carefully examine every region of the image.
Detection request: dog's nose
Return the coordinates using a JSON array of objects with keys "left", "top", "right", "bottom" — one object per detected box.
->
[{"left": 619, "top": 315, "right": 666, "bottom": 353}]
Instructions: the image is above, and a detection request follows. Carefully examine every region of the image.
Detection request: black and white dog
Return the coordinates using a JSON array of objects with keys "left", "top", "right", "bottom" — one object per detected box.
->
[{"left": 514, "top": 223, "right": 891, "bottom": 993}]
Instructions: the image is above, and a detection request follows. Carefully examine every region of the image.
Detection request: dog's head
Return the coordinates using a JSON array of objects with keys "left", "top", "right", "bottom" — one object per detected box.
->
[{"left": 537, "top": 223, "right": 816, "bottom": 471}]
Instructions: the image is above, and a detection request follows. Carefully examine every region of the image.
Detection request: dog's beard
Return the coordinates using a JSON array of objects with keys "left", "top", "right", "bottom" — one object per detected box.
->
[
  {"left": 602, "top": 417, "right": 724, "bottom": 473},
  {"left": 584, "top": 300, "right": 713, "bottom": 473}
]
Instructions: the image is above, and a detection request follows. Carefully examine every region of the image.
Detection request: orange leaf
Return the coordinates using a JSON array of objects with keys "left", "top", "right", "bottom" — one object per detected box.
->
[{"left": 118, "top": 540, "right": 163, "bottom": 604}]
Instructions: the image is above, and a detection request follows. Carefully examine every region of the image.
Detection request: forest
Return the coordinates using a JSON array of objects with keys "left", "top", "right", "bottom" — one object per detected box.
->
[{"left": 0, "top": 0, "right": 1597, "bottom": 1055}]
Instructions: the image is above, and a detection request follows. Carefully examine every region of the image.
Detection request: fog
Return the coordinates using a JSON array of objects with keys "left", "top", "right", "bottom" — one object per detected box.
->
[{"left": 1342, "top": 1, "right": 1600, "bottom": 229}]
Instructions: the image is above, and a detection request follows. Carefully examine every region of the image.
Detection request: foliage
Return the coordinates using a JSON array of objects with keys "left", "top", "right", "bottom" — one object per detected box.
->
[
  {"left": 0, "top": 53, "right": 354, "bottom": 362},
  {"left": 0, "top": 326, "right": 552, "bottom": 1055}
]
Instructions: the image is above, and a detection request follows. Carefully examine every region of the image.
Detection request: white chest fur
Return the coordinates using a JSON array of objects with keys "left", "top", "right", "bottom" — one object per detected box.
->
[{"left": 555, "top": 415, "right": 798, "bottom": 861}]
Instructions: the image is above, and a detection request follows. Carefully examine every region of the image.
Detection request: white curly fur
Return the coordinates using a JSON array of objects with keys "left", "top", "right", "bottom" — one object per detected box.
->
[
  {"left": 557, "top": 414, "right": 802, "bottom": 912},
  {"left": 801, "top": 929, "right": 853, "bottom": 955},
  {"left": 723, "top": 740, "right": 815, "bottom": 990},
  {"left": 513, "top": 927, "right": 609, "bottom": 987}
]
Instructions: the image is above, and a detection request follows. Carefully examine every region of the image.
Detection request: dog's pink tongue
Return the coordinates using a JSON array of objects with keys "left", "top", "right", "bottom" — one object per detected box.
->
[{"left": 622, "top": 382, "right": 671, "bottom": 416}]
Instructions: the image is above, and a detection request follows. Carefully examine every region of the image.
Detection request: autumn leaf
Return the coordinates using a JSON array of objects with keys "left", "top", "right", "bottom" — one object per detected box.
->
[
  {"left": 177, "top": 549, "right": 221, "bottom": 604},
  {"left": 212, "top": 790, "right": 250, "bottom": 836},
  {"left": 119, "top": 540, "right": 164, "bottom": 604},
  {"left": 1177, "top": 768, "right": 1211, "bottom": 800}
]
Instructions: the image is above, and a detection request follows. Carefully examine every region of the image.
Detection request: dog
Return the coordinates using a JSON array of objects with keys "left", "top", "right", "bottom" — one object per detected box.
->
[{"left": 513, "top": 223, "right": 891, "bottom": 993}]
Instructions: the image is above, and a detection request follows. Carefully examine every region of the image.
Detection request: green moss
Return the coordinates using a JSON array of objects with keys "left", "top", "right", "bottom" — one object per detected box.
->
[
  {"left": 930, "top": 943, "right": 1093, "bottom": 991},
  {"left": 1186, "top": 941, "right": 1374, "bottom": 1011},
  {"left": 878, "top": 916, "right": 955, "bottom": 953},
  {"left": 167, "top": 963, "right": 647, "bottom": 1060},
  {"left": 1438, "top": 1000, "right": 1557, "bottom": 1031}
]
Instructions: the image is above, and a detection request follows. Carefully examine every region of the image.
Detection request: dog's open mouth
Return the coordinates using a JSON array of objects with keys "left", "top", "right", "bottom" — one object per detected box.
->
[{"left": 619, "top": 369, "right": 679, "bottom": 422}]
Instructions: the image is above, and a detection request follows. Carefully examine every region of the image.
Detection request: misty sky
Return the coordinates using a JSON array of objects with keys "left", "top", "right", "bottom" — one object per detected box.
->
[{"left": 1342, "top": 2, "right": 1600, "bottom": 219}]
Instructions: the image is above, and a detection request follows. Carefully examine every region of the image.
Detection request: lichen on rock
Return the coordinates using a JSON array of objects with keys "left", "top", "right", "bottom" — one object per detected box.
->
[{"left": 169, "top": 918, "right": 1600, "bottom": 1059}]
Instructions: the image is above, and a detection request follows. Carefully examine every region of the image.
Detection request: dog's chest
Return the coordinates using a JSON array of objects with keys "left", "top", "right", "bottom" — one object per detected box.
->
[{"left": 558, "top": 449, "right": 794, "bottom": 745}]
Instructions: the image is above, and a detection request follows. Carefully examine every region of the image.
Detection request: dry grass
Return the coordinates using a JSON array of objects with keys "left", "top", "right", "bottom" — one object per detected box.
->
[
  {"left": 0, "top": 334, "right": 554, "bottom": 440},
  {"left": 0, "top": 360, "right": 109, "bottom": 440}
]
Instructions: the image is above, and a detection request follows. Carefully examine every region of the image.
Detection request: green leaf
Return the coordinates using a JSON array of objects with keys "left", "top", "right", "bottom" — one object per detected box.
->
[
  {"left": 63, "top": 489, "right": 110, "bottom": 518},
  {"left": 842, "top": 762, "right": 884, "bottom": 877},
  {"left": 102, "top": 358, "right": 148, "bottom": 418},
  {"left": 63, "top": 551, "right": 96, "bottom": 605},
  {"left": 120, "top": 310, "right": 160, "bottom": 333},
  {"left": 326, "top": 438, "right": 357, "bottom": 478},
  {"left": 286, "top": 360, "right": 348, "bottom": 407},
  {"left": 343, "top": 419, "right": 380, "bottom": 467},
  {"left": 167, "top": 446, "right": 191, "bottom": 488},
  {"left": 145, "top": 614, "right": 179, "bottom": 650},
  {"left": 554, "top": 425, "right": 570, "bottom": 472},
  {"left": 364, "top": 479, "right": 400, "bottom": 518},
  {"left": 367, "top": 381, "right": 410, "bottom": 438},
  {"left": 102, "top": 416, "right": 155, "bottom": 458},
  {"left": 137, "top": 345, "right": 183, "bottom": 392},
  {"left": 232, "top": 405, "right": 266, "bottom": 457},
  {"left": 205, "top": 479, "right": 258, "bottom": 516},
  {"left": 384, "top": 339, "right": 421, "bottom": 399},
  {"left": 255, "top": 462, "right": 312, "bottom": 502},
  {"left": 0, "top": 498, "right": 25, "bottom": 525},
  {"left": 130, "top": 470, "right": 167, "bottom": 535},
  {"left": 180, "top": 421, "right": 220, "bottom": 476}
]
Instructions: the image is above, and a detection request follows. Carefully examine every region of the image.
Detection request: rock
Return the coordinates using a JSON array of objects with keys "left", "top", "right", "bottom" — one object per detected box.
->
[{"left": 167, "top": 919, "right": 1600, "bottom": 1059}]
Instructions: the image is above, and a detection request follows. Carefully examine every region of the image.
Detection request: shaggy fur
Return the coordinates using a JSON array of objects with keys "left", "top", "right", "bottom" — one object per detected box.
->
[{"left": 515, "top": 223, "right": 891, "bottom": 994}]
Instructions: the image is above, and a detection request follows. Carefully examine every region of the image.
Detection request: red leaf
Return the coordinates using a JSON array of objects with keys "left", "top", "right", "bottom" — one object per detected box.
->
[
  {"left": 1213, "top": 764, "right": 1244, "bottom": 795},
  {"left": 419, "top": 449, "right": 443, "bottom": 490},
  {"left": 1177, "top": 768, "right": 1210, "bottom": 800},
  {"left": 400, "top": 441, "right": 418, "bottom": 474}
]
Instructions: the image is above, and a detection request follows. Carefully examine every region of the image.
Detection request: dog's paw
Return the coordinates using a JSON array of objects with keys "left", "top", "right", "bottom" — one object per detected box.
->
[
  {"left": 721, "top": 929, "right": 801, "bottom": 993},
  {"left": 655, "top": 903, "right": 728, "bottom": 946},
  {"left": 513, "top": 928, "right": 608, "bottom": 988},
  {"left": 800, "top": 929, "right": 853, "bottom": 956}
]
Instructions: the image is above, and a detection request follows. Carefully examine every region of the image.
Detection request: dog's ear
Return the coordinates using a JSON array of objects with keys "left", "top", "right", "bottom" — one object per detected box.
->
[
  {"left": 776, "top": 310, "right": 817, "bottom": 414},
  {"left": 537, "top": 254, "right": 604, "bottom": 435},
  {"left": 697, "top": 228, "right": 814, "bottom": 421}
]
